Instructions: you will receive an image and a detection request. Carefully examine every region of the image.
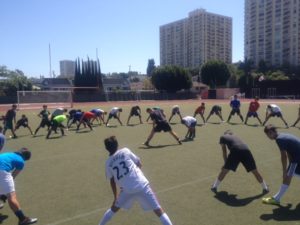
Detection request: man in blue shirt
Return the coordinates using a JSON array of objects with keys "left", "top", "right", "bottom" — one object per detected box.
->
[
  {"left": 0, "top": 148, "right": 37, "bottom": 225},
  {"left": 227, "top": 95, "right": 244, "bottom": 123},
  {"left": 263, "top": 124, "right": 300, "bottom": 205}
]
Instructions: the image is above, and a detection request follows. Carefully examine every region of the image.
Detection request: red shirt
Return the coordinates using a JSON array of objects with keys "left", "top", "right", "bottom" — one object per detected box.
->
[
  {"left": 83, "top": 111, "right": 95, "bottom": 119},
  {"left": 195, "top": 106, "right": 205, "bottom": 114},
  {"left": 248, "top": 101, "right": 260, "bottom": 112}
]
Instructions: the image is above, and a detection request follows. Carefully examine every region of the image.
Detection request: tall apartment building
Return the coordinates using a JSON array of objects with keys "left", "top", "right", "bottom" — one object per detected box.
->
[
  {"left": 160, "top": 9, "right": 232, "bottom": 68},
  {"left": 245, "top": 0, "right": 300, "bottom": 67},
  {"left": 60, "top": 60, "right": 75, "bottom": 77}
]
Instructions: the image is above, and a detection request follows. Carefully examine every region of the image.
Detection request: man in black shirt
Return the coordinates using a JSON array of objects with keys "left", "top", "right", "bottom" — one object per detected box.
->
[
  {"left": 127, "top": 105, "right": 142, "bottom": 125},
  {"left": 211, "top": 130, "right": 268, "bottom": 193},
  {"left": 143, "top": 108, "right": 181, "bottom": 146},
  {"left": 34, "top": 105, "right": 51, "bottom": 136},
  {"left": 3, "top": 104, "right": 17, "bottom": 138}
]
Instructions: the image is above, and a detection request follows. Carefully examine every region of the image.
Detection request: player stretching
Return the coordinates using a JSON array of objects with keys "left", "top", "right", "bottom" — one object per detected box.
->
[
  {"left": 98, "top": 136, "right": 173, "bottom": 225},
  {"left": 127, "top": 105, "right": 142, "bottom": 125},
  {"left": 34, "top": 105, "right": 51, "bottom": 136},
  {"left": 168, "top": 105, "right": 182, "bottom": 123},
  {"left": 46, "top": 115, "right": 68, "bottom": 139},
  {"left": 143, "top": 108, "right": 181, "bottom": 146},
  {"left": 0, "top": 148, "right": 37, "bottom": 225},
  {"left": 90, "top": 108, "right": 106, "bottom": 125},
  {"left": 181, "top": 116, "right": 197, "bottom": 140},
  {"left": 76, "top": 111, "right": 96, "bottom": 131},
  {"left": 244, "top": 97, "right": 262, "bottom": 125},
  {"left": 14, "top": 115, "right": 33, "bottom": 135},
  {"left": 262, "top": 104, "right": 288, "bottom": 128},
  {"left": 193, "top": 103, "right": 206, "bottom": 124},
  {"left": 227, "top": 94, "right": 244, "bottom": 123},
  {"left": 211, "top": 130, "right": 268, "bottom": 194},
  {"left": 291, "top": 104, "right": 300, "bottom": 127},
  {"left": 262, "top": 125, "right": 300, "bottom": 205},
  {"left": 206, "top": 105, "right": 224, "bottom": 123},
  {"left": 106, "top": 107, "right": 123, "bottom": 126},
  {"left": 3, "top": 104, "right": 17, "bottom": 138}
]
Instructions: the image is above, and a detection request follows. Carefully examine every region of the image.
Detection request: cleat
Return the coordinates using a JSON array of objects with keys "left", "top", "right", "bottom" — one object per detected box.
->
[
  {"left": 262, "top": 188, "right": 269, "bottom": 194},
  {"left": 211, "top": 187, "right": 217, "bottom": 193},
  {"left": 143, "top": 142, "right": 150, "bottom": 147},
  {"left": 19, "top": 217, "right": 38, "bottom": 225},
  {"left": 178, "top": 140, "right": 182, "bottom": 145},
  {"left": 262, "top": 197, "right": 280, "bottom": 205}
]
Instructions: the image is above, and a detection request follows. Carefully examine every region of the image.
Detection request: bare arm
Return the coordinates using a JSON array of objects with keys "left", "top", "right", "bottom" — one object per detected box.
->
[
  {"left": 280, "top": 150, "right": 288, "bottom": 179},
  {"left": 221, "top": 144, "right": 227, "bottom": 163},
  {"left": 12, "top": 170, "right": 21, "bottom": 179},
  {"left": 110, "top": 177, "right": 118, "bottom": 202}
]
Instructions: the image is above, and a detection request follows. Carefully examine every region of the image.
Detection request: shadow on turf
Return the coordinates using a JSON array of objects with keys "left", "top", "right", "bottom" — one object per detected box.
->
[
  {"left": 213, "top": 191, "right": 265, "bottom": 207},
  {"left": 139, "top": 144, "right": 179, "bottom": 149},
  {"left": 260, "top": 203, "right": 300, "bottom": 221},
  {"left": 0, "top": 214, "right": 8, "bottom": 223}
]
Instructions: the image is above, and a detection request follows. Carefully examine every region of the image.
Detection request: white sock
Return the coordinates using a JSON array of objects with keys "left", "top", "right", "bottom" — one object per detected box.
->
[
  {"left": 273, "top": 184, "right": 289, "bottom": 201},
  {"left": 99, "top": 209, "right": 114, "bottom": 225},
  {"left": 212, "top": 179, "right": 221, "bottom": 189},
  {"left": 261, "top": 180, "right": 268, "bottom": 190},
  {"left": 159, "top": 213, "right": 173, "bottom": 225}
]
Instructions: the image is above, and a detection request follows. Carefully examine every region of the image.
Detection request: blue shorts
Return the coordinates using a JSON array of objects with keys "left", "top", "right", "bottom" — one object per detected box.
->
[
  {"left": 270, "top": 112, "right": 282, "bottom": 117},
  {"left": 247, "top": 112, "right": 258, "bottom": 117}
]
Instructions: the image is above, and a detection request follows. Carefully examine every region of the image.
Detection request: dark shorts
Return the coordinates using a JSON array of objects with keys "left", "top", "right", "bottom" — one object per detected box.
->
[
  {"left": 189, "top": 121, "right": 197, "bottom": 128},
  {"left": 172, "top": 108, "right": 180, "bottom": 115},
  {"left": 130, "top": 111, "right": 140, "bottom": 117},
  {"left": 230, "top": 108, "right": 241, "bottom": 115},
  {"left": 270, "top": 112, "right": 282, "bottom": 117},
  {"left": 154, "top": 122, "right": 172, "bottom": 132},
  {"left": 4, "top": 120, "right": 13, "bottom": 130},
  {"left": 108, "top": 113, "right": 118, "bottom": 119},
  {"left": 51, "top": 120, "right": 63, "bottom": 130},
  {"left": 16, "top": 122, "right": 28, "bottom": 129},
  {"left": 247, "top": 112, "right": 258, "bottom": 117},
  {"left": 224, "top": 150, "right": 257, "bottom": 172},
  {"left": 40, "top": 119, "right": 51, "bottom": 128},
  {"left": 210, "top": 107, "right": 221, "bottom": 114}
]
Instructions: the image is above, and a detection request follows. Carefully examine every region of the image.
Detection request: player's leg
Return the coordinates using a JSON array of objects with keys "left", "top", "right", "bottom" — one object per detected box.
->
[
  {"left": 169, "top": 130, "right": 181, "bottom": 144},
  {"left": 238, "top": 111, "right": 244, "bottom": 122},
  {"left": 256, "top": 114, "right": 263, "bottom": 125},
  {"left": 27, "top": 125, "right": 33, "bottom": 135},
  {"left": 227, "top": 110, "right": 233, "bottom": 122},
  {"left": 138, "top": 113, "right": 143, "bottom": 124},
  {"left": 211, "top": 168, "right": 229, "bottom": 192},
  {"left": 168, "top": 113, "right": 174, "bottom": 122},
  {"left": 244, "top": 112, "right": 249, "bottom": 124},
  {"left": 200, "top": 113, "right": 205, "bottom": 124},
  {"left": 86, "top": 119, "right": 93, "bottom": 130},
  {"left": 262, "top": 115, "right": 271, "bottom": 126},
  {"left": 98, "top": 205, "right": 120, "bottom": 225},
  {"left": 251, "top": 170, "right": 268, "bottom": 192},
  {"left": 144, "top": 129, "right": 156, "bottom": 146},
  {"left": 279, "top": 115, "right": 289, "bottom": 127},
  {"left": 292, "top": 117, "right": 300, "bottom": 127},
  {"left": 127, "top": 114, "right": 132, "bottom": 125},
  {"left": 116, "top": 116, "right": 123, "bottom": 126},
  {"left": 206, "top": 112, "right": 212, "bottom": 122}
]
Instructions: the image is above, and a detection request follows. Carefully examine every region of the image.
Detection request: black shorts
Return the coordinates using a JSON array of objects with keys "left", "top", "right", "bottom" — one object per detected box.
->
[
  {"left": 210, "top": 107, "right": 221, "bottom": 114},
  {"left": 247, "top": 112, "right": 258, "bottom": 117},
  {"left": 16, "top": 122, "right": 28, "bottom": 129},
  {"left": 230, "top": 108, "right": 241, "bottom": 115},
  {"left": 154, "top": 122, "right": 172, "bottom": 132},
  {"left": 224, "top": 150, "right": 257, "bottom": 172},
  {"left": 270, "top": 112, "right": 282, "bottom": 117},
  {"left": 130, "top": 111, "right": 140, "bottom": 117},
  {"left": 108, "top": 113, "right": 118, "bottom": 119},
  {"left": 40, "top": 119, "right": 51, "bottom": 128}
]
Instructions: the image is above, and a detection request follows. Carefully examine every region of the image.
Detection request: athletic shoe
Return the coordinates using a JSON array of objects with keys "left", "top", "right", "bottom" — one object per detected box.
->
[
  {"left": 262, "top": 188, "right": 269, "bottom": 194},
  {"left": 143, "top": 142, "right": 150, "bottom": 147},
  {"left": 211, "top": 187, "right": 217, "bottom": 193},
  {"left": 262, "top": 197, "right": 280, "bottom": 205},
  {"left": 19, "top": 217, "right": 38, "bottom": 225},
  {"left": 178, "top": 140, "right": 182, "bottom": 145}
]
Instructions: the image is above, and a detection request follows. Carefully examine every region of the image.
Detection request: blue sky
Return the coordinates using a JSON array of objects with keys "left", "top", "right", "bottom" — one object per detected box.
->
[{"left": 0, "top": 0, "right": 244, "bottom": 77}]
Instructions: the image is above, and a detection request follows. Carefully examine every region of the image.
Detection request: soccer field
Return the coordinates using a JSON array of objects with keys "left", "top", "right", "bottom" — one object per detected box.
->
[{"left": 0, "top": 99, "right": 300, "bottom": 225}]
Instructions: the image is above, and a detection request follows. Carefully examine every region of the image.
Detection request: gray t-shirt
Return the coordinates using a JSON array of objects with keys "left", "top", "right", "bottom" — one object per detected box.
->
[{"left": 219, "top": 134, "right": 249, "bottom": 151}]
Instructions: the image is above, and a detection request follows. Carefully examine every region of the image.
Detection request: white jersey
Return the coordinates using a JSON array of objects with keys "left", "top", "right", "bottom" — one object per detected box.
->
[
  {"left": 182, "top": 116, "right": 197, "bottom": 127},
  {"left": 110, "top": 107, "right": 119, "bottom": 115},
  {"left": 267, "top": 104, "right": 281, "bottom": 113},
  {"left": 105, "top": 148, "right": 149, "bottom": 193}
]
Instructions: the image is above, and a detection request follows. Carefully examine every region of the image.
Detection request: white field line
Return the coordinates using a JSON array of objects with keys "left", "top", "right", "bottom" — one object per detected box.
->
[{"left": 44, "top": 155, "right": 279, "bottom": 225}]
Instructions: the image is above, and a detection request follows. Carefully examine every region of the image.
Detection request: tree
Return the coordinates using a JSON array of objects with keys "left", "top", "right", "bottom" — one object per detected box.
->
[
  {"left": 201, "top": 61, "right": 231, "bottom": 88},
  {"left": 146, "top": 59, "right": 156, "bottom": 76},
  {"left": 151, "top": 65, "right": 192, "bottom": 93}
]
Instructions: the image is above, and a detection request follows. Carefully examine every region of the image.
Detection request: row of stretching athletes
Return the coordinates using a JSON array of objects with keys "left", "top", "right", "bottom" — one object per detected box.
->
[
  {"left": 2, "top": 97, "right": 300, "bottom": 140},
  {"left": 0, "top": 103, "right": 300, "bottom": 224}
]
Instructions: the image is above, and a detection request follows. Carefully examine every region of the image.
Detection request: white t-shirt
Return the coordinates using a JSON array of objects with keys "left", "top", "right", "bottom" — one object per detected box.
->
[
  {"left": 267, "top": 104, "right": 281, "bottom": 113},
  {"left": 182, "top": 116, "right": 197, "bottom": 127},
  {"left": 105, "top": 148, "right": 149, "bottom": 193},
  {"left": 110, "top": 107, "right": 119, "bottom": 115}
]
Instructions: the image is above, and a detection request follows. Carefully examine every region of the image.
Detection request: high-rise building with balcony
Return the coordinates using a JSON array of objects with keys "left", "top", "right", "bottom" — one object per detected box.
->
[
  {"left": 160, "top": 9, "right": 232, "bottom": 68},
  {"left": 245, "top": 0, "right": 300, "bottom": 67},
  {"left": 60, "top": 60, "right": 75, "bottom": 77}
]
